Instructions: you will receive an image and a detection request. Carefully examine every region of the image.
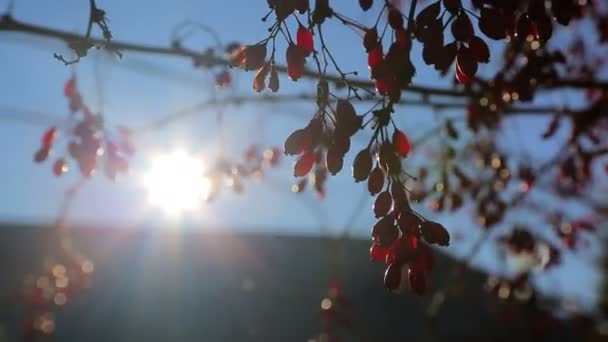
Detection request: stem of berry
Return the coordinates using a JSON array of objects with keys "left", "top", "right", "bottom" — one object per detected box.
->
[{"left": 407, "top": 0, "right": 418, "bottom": 34}]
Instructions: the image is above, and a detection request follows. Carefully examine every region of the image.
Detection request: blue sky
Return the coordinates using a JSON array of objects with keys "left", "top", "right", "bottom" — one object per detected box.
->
[{"left": 0, "top": 0, "right": 602, "bottom": 311}]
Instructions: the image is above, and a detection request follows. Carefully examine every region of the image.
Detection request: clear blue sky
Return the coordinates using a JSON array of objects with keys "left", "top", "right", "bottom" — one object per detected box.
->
[{"left": 0, "top": 0, "right": 601, "bottom": 311}]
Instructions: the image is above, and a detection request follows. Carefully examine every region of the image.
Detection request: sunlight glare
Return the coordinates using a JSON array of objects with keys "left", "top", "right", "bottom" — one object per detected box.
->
[{"left": 143, "top": 150, "right": 211, "bottom": 216}]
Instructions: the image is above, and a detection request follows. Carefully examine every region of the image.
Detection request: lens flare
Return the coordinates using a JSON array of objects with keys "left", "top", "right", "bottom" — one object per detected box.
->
[{"left": 143, "top": 150, "right": 211, "bottom": 216}]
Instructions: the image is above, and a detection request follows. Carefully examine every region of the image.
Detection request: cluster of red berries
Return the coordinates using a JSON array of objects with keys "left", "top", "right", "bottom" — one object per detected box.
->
[
  {"left": 363, "top": 10, "right": 415, "bottom": 100},
  {"left": 229, "top": 8, "right": 315, "bottom": 91},
  {"left": 283, "top": 81, "right": 361, "bottom": 196},
  {"left": 33, "top": 77, "right": 134, "bottom": 180},
  {"left": 414, "top": 1, "right": 489, "bottom": 83},
  {"left": 473, "top": 0, "right": 587, "bottom": 39}
]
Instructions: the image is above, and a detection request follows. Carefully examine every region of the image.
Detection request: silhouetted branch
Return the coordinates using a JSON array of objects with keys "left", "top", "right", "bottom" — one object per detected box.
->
[
  {"left": 2, "top": 15, "right": 608, "bottom": 99},
  {"left": 132, "top": 94, "right": 579, "bottom": 134}
]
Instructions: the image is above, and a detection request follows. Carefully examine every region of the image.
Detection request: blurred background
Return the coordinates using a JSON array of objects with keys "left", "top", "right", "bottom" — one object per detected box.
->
[{"left": 0, "top": 0, "right": 606, "bottom": 341}]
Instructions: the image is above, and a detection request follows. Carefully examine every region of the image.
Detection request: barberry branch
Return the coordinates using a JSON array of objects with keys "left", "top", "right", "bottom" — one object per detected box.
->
[{"left": 2, "top": 16, "right": 608, "bottom": 99}]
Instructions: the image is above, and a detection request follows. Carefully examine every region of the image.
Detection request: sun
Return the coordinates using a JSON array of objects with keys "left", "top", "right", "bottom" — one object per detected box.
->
[{"left": 142, "top": 150, "right": 212, "bottom": 216}]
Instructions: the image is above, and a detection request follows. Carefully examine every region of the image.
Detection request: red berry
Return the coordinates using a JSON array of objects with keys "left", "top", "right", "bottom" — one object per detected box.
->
[
  {"left": 34, "top": 146, "right": 50, "bottom": 163},
  {"left": 469, "top": 36, "right": 490, "bottom": 63},
  {"left": 296, "top": 25, "right": 314, "bottom": 57},
  {"left": 455, "top": 61, "right": 473, "bottom": 83},
  {"left": 41, "top": 127, "right": 57, "bottom": 148},
  {"left": 370, "top": 242, "right": 390, "bottom": 262},
  {"left": 363, "top": 28, "right": 379, "bottom": 52},
  {"left": 367, "top": 166, "right": 385, "bottom": 195},
  {"left": 294, "top": 151, "right": 316, "bottom": 177},
  {"left": 398, "top": 210, "right": 422, "bottom": 235},
  {"left": 286, "top": 44, "right": 305, "bottom": 81},
  {"left": 421, "top": 221, "right": 450, "bottom": 246},
  {"left": 64, "top": 78, "right": 76, "bottom": 97},
  {"left": 388, "top": 9, "right": 404, "bottom": 29},
  {"left": 367, "top": 45, "right": 383, "bottom": 69},
  {"left": 455, "top": 50, "right": 477, "bottom": 83},
  {"left": 326, "top": 145, "right": 344, "bottom": 175},
  {"left": 516, "top": 14, "right": 533, "bottom": 41},
  {"left": 408, "top": 268, "right": 426, "bottom": 295},
  {"left": 284, "top": 129, "right": 307, "bottom": 155},
  {"left": 267, "top": 147, "right": 281, "bottom": 166},
  {"left": 416, "top": 1, "right": 441, "bottom": 27},
  {"left": 359, "top": 0, "right": 373, "bottom": 11},
  {"left": 392, "top": 129, "right": 411, "bottom": 156},
  {"left": 372, "top": 214, "right": 399, "bottom": 247},
  {"left": 479, "top": 7, "right": 507, "bottom": 40},
  {"left": 78, "top": 156, "right": 96, "bottom": 177},
  {"left": 216, "top": 70, "right": 232, "bottom": 87},
  {"left": 443, "top": 0, "right": 461, "bottom": 14},
  {"left": 394, "top": 28, "right": 410, "bottom": 49},
  {"left": 451, "top": 13, "right": 474, "bottom": 41},
  {"left": 295, "top": 0, "right": 309, "bottom": 14},
  {"left": 374, "top": 191, "right": 393, "bottom": 218},
  {"left": 375, "top": 77, "right": 392, "bottom": 95},
  {"left": 384, "top": 263, "right": 402, "bottom": 290},
  {"left": 53, "top": 158, "right": 67, "bottom": 176},
  {"left": 352, "top": 148, "right": 373, "bottom": 182}
]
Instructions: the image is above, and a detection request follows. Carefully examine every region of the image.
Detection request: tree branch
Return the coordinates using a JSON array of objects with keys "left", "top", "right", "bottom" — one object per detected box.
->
[{"left": 2, "top": 15, "right": 608, "bottom": 99}]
